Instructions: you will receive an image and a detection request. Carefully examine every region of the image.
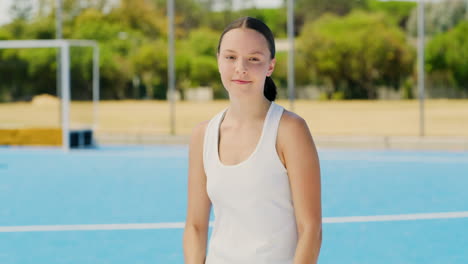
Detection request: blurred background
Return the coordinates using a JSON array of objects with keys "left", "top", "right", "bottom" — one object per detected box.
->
[{"left": 0, "top": 0, "right": 467, "bottom": 149}]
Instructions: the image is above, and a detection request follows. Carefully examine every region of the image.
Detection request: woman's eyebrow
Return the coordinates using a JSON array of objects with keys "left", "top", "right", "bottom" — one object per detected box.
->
[
  {"left": 248, "top": 51, "right": 266, "bottom": 56},
  {"left": 222, "top": 49, "right": 266, "bottom": 56}
]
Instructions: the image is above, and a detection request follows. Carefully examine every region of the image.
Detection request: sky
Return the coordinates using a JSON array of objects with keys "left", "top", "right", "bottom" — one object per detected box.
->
[
  {"left": 0, "top": 0, "right": 284, "bottom": 25},
  {"left": 0, "top": 0, "right": 12, "bottom": 25}
]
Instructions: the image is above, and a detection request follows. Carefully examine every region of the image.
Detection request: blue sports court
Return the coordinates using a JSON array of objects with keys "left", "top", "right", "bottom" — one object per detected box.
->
[{"left": 1, "top": 146, "right": 467, "bottom": 263}]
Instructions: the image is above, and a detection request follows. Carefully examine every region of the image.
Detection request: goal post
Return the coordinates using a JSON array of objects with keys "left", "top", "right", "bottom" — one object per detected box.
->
[{"left": 0, "top": 39, "right": 99, "bottom": 152}]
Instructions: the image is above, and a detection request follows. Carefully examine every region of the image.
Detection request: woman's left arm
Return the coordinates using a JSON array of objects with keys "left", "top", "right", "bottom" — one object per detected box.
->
[{"left": 279, "top": 113, "right": 322, "bottom": 264}]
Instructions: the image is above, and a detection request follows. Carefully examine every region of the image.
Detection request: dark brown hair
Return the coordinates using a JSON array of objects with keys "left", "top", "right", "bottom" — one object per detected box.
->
[{"left": 217, "top": 17, "right": 277, "bottom": 101}]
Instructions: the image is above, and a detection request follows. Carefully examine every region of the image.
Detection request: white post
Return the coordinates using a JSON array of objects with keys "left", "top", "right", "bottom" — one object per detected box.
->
[
  {"left": 56, "top": 0, "right": 62, "bottom": 99},
  {"left": 61, "top": 42, "right": 70, "bottom": 151},
  {"left": 93, "top": 45, "right": 100, "bottom": 130},
  {"left": 417, "top": 0, "right": 425, "bottom": 137},
  {"left": 167, "top": 0, "right": 176, "bottom": 135},
  {"left": 466, "top": 0, "right": 468, "bottom": 20},
  {"left": 287, "top": 0, "right": 295, "bottom": 111},
  {"left": 55, "top": 0, "right": 62, "bottom": 38}
]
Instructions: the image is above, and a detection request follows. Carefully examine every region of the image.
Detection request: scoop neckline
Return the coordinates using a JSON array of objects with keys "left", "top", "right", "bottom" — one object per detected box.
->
[{"left": 216, "top": 102, "right": 275, "bottom": 168}]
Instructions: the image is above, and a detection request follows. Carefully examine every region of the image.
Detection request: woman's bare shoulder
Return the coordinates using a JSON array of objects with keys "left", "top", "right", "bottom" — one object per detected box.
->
[
  {"left": 279, "top": 109, "right": 310, "bottom": 134},
  {"left": 277, "top": 109, "right": 314, "bottom": 152},
  {"left": 192, "top": 120, "right": 210, "bottom": 135},
  {"left": 189, "top": 120, "right": 210, "bottom": 146}
]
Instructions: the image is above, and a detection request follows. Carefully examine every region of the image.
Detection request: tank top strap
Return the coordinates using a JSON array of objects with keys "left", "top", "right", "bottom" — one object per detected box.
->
[
  {"left": 203, "top": 107, "right": 227, "bottom": 171},
  {"left": 261, "top": 102, "right": 284, "bottom": 149}
]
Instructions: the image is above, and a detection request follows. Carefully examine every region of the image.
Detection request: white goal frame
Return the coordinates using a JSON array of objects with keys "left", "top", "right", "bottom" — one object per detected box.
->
[{"left": 0, "top": 39, "right": 99, "bottom": 151}]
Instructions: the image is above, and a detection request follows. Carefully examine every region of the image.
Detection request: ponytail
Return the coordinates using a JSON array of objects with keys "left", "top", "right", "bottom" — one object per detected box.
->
[{"left": 264, "top": 76, "right": 277, "bottom": 101}]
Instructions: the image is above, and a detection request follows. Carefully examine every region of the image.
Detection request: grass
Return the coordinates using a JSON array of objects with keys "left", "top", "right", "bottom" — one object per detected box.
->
[{"left": 1, "top": 99, "right": 467, "bottom": 137}]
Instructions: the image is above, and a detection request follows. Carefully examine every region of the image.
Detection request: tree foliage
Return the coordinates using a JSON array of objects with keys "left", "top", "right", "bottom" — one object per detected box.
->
[
  {"left": 296, "top": 0, "right": 370, "bottom": 19},
  {"left": 179, "top": 28, "right": 220, "bottom": 93},
  {"left": 367, "top": 0, "right": 416, "bottom": 27},
  {"left": 0, "top": 0, "right": 462, "bottom": 101},
  {"left": 298, "top": 11, "right": 415, "bottom": 99},
  {"left": 426, "top": 21, "right": 468, "bottom": 91}
]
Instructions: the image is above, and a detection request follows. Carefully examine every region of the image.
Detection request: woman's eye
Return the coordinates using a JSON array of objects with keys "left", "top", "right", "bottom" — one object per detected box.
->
[
  {"left": 249, "top": 57, "right": 260, "bottom": 61},
  {"left": 226, "top": 56, "right": 235, "bottom": 60}
]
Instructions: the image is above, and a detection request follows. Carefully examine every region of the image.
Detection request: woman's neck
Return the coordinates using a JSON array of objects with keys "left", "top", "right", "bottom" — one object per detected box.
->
[{"left": 225, "top": 97, "right": 272, "bottom": 124}]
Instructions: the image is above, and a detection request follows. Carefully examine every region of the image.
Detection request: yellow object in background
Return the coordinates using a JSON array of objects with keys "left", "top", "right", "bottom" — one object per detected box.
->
[{"left": 0, "top": 128, "right": 62, "bottom": 146}]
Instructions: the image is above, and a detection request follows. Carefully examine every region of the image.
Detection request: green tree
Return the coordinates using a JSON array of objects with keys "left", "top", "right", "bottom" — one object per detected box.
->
[
  {"left": 3, "top": 19, "right": 28, "bottom": 39},
  {"left": 24, "top": 16, "right": 55, "bottom": 39},
  {"left": 295, "top": 0, "right": 370, "bottom": 31},
  {"left": 152, "top": 0, "right": 209, "bottom": 35},
  {"left": 71, "top": 9, "right": 142, "bottom": 99},
  {"left": 298, "top": 11, "right": 415, "bottom": 99},
  {"left": 296, "top": 0, "right": 370, "bottom": 18},
  {"left": 108, "top": 0, "right": 167, "bottom": 39},
  {"left": 233, "top": 8, "right": 287, "bottom": 37},
  {"left": 367, "top": 0, "right": 416, "bottom": 28},
  {"left": 132, "top": 40, "right": 168, "bottom": 99},
  {"left": 0, "top": 49, "right": 29, "bottom": 101},
  {"left": 426, "top": 21, "right": 468, "bottom": 92},
  {"left": 178, "top": 27, "right": 221, "bottom": 97}
]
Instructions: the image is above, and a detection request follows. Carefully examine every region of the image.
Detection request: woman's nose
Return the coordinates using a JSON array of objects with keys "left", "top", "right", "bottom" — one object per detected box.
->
[{"left": 235, "top": 59, "right": 247, "bottom": 74}]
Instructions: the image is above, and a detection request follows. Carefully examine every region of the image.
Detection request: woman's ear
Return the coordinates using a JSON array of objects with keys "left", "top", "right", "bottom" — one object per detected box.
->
[{"left": 267, "top": 58, "right": 276, "bottom": 77}]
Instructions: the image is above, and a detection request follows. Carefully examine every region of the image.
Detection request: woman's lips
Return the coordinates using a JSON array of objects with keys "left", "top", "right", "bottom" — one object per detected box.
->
[{"left": 232, "top": 80, "right": 252, "bottom": 84}]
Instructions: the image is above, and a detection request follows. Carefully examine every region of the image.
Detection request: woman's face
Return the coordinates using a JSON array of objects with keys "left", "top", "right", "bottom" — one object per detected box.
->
[{"left": 217, "top": 28, "right": 276, "bottom": 100}]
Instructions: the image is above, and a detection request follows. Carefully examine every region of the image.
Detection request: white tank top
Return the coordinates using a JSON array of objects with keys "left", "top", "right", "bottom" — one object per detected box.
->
[{"left": 203, "top": 102, "right": 297, "bottom": 264}]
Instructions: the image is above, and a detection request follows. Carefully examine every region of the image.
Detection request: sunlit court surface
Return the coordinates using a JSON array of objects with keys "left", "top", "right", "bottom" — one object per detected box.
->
[{"left": 1, "top": 145, "right": 467, "bottom": 264}]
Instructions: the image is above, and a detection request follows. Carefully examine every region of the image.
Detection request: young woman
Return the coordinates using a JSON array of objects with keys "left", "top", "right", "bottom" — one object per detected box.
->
[{"left": 183, "top": 17, "right": 322, "bottom": 264}]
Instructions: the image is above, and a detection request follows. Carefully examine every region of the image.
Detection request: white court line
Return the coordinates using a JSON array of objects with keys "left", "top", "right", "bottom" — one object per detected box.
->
[
  {"left": 1, "top": 211, "right": 468, "bottom": 233},
  {"left": 323, "top": 211, "right": 468, "bottom": 223},
  {"left": 0, "top": 222, "right": 185, "bottom": 233},
  {"left": 321, "top": 155, "right": 468, "bottom": 164}
]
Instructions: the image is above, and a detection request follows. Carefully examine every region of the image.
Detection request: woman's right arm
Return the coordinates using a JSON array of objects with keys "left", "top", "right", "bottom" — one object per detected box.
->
[{"left": 183, "top": 121, "right": 212, "bottom": 264}]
